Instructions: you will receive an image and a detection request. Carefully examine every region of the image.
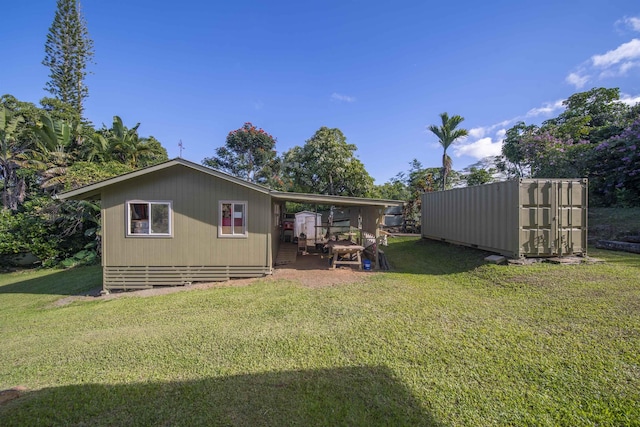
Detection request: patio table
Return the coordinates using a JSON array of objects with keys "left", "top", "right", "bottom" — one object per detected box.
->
[{"left": 325, "top": 240, "right": 365, "bottom": 269}]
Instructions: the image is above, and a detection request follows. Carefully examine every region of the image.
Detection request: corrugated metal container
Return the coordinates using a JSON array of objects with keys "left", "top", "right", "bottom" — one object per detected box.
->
[{"left": 421, "top": 179, "right": 588, "bottom": 258}]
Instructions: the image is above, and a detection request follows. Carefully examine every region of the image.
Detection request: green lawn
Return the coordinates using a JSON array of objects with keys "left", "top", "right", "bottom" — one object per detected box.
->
[{"left": 0, "top": 238, "right": 639, "bottom": 426}]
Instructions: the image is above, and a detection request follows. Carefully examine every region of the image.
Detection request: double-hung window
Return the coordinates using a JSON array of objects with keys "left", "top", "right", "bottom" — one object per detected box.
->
[
  {"left": 127, "top": 201, "right": 172, "bottom": 237},
  {"left": 219, "top": 201, "right": 247, "bottom": 238}
]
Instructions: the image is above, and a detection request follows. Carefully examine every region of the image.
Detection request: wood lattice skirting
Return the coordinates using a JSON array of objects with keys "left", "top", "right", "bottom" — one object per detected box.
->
[{"left": 104, "top": 265, "right": 272, "bottom": 290}]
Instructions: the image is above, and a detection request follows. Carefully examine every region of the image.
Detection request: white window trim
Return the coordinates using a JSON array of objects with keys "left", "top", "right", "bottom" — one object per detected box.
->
[
  {"left": 126, "top": 200, "right": 173, "bottom": 238},
  {"left": 218, "top": 200, "right": 248, "bottom": 238}
]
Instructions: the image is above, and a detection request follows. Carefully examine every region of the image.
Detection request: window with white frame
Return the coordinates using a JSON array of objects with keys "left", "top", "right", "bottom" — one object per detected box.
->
[
  {"left": 219, "top": 201, "right": 247, "bottom": 237},
  {"left": 127, "top": 201, "right": 172, "bottom": 236}
]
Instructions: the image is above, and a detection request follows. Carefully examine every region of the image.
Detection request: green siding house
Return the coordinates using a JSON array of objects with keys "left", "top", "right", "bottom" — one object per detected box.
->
[{"left": 57, "top": 158, "right": 401, "bottom": 292}]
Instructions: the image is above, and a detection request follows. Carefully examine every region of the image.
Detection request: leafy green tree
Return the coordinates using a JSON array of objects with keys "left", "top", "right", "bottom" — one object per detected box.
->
[
  {"left": 203, "top": 122, "right": 277, "bottom": 184},
  {"left": 403, "top": 159, "right": 429, "bottom": 220},
  {"left": 428, "top": 112, "right": 469, "bottom": 190},
  {"left": 461, "top": 158, "right": 497, "bottom": 186},
  {"left": 0, "top": 203, "right": 62, "bottom": 266},
  {"left": 42, "top": 0, "right": 94, "bottom": 121},
  {"left": 499, "top": 87, "right": 634, "bottom": 180},
  {"left": 373, "top": 175, "right": 410, "bottom": 200},
  {"left": 261, "top": 155, "right": 293, "bottom": 191},
  {"left": 465, "top": 167, "right": 494, "bottom": 186},
  {"left": 104, "top": 116, "right": 167, "bottom": 168},
  {"left": 282, "top": 127, "right": 374, "bottom": 197},
  {"left": 136, "top": 136, "right": 169, "bottom": 167},
  {"left": 1, "top": 95, "right": 43, "bottom": 133},
  {"left": 497, "top": 122, "right": 537, "bottom": 178},
  {"left": 498, "top": 87, "right": 640, "bottom": 206},
  {"left": 544, "top": 87, "right": 629, "bottom": 143}
]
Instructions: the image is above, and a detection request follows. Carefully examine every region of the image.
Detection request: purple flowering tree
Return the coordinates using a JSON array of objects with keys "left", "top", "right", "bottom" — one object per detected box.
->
[{"left": 499, "top": 87, "right": 639, "bottom": 206}]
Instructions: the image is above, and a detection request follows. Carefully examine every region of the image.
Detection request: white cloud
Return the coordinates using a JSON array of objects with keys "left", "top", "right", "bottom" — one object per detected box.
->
[
  {"left": 566, "top": 16, "right": 640, "bottom": 88},
  {"left": 468, "top": 127, "right": 486, "bottom": 139},
  {"left": 526, "top": 99, "right": 565, "bottom": 117},
  {"left": 467, "top": 119, "right": 517, "bottom": 141},
  {"left": 331, "top": 92, "right": 356, "bottom": 103},
  {"left": 619, "top": 93, "right": 640, "bottom": 106},
  {"left": 619, "top": 61, "right": 640, "bottom": 74},
  {"left": 495, "top": 129, "right": 506, "bottom": 140},
  {"left": 495, "top": 119, "right": 514, "bottom": 128},
  {"left": 617, "top": 16, "right": 640, "bottom": 32},
  {"left": 453, "top": 136, "right": 503, "bottom": 160},
  {"left": 592, "top": 38, "right": 640, "bottom": 67},
  {"left": 565, "top": 72, "right": 590, "bottom": 89}
]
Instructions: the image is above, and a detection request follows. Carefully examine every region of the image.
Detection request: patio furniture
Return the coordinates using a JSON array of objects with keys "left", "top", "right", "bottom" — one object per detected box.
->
[{"left": 325, "top": 240, "right": 364, "bottom": 269}]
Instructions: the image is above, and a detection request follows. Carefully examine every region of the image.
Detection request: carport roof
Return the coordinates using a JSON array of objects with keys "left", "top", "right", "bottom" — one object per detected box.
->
[{"left": 270, "top": 191, "right": 402, "bottom": 207}]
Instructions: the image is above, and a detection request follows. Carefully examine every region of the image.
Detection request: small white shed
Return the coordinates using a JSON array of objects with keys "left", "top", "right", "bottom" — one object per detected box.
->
[{"left": 294, "top": 211, "right": 324, "bottom": 246}]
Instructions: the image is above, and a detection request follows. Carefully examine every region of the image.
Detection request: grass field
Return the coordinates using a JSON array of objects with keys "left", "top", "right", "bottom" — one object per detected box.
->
[{"left": 0, "top": 237, "right": 639, "bottom": 426}]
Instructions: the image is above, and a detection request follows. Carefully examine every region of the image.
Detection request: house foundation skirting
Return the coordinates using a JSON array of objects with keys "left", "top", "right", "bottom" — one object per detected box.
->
[{"left": 103, "top": 265, "right": 272, "bottom": 290}]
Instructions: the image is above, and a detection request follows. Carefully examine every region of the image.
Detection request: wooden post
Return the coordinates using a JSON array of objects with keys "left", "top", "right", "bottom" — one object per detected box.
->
[{"left": 375, "top": 208, "right": 382, "bottom": 270}]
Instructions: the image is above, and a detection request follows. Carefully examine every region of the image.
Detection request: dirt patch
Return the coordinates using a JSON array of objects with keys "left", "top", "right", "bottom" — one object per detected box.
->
[
  {"left": 0, "top": 386, "right": 27, "bottom": 406},
  {"left": 270, "top": 252, "right": 374, "bottom": 288}
]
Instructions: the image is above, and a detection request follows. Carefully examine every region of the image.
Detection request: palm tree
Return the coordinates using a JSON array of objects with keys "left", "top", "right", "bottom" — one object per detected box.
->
[{"left": 428, "top": 112, "right": 468, "bottom": 190}]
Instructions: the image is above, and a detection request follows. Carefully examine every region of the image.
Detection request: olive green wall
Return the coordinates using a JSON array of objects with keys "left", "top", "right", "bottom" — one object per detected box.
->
[{"left": 101, "top": 165, "right": 272, "bottom": 268}]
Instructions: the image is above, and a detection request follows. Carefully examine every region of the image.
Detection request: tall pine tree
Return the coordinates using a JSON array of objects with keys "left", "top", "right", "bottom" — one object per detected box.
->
[{"left": 42, "top": 0, "right": 94, "bottom": 122}]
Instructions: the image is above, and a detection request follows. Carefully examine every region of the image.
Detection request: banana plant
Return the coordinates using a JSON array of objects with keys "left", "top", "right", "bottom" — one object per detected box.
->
[
  {"left": 33, "top": 113, "right": 75, "bottom": 193},
  {"left": 1, "top": 106, "right": 28, "bottom": 210}
]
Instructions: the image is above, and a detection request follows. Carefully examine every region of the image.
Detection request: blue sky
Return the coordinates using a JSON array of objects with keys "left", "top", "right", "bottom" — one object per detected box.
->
[{"left": 3, "top": 1, "right": 640, "bottom": 184}]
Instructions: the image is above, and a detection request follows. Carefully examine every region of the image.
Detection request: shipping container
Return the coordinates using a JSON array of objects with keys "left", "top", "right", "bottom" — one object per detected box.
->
[{"left": 421, "top": 179, "right": 588, "bottom": 258}]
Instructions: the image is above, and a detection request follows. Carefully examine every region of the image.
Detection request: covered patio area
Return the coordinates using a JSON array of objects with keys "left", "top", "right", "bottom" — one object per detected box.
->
[{"left": 270, "top": 191, "right": 402, "bottom": 271}]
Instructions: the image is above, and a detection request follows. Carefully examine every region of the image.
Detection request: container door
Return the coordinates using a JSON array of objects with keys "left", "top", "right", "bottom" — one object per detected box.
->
[
  {"left": 520, "top": 179, "right": 587, "bottom": 257},
  {"left": 555, "top": 180, "right": 587, "bottom": 256},
  {"left": 519, "top": 180, "right": 554, "bottom": 256},
  {"left": 551, "top": 181, "right": 559, "bottom": 256}
]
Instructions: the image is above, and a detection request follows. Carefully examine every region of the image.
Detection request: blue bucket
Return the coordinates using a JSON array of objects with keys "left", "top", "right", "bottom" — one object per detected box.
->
[{"left": 363, "top": 259, "right": 371, "bottom": 270}]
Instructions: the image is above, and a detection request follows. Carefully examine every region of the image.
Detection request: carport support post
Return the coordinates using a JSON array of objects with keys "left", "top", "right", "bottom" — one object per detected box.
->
[
  {"left": 314, "top": 203, "right": 319, "bottom": 244},
  {"left": 375, "top": 208, "right": 382, "bottom": 270}
]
